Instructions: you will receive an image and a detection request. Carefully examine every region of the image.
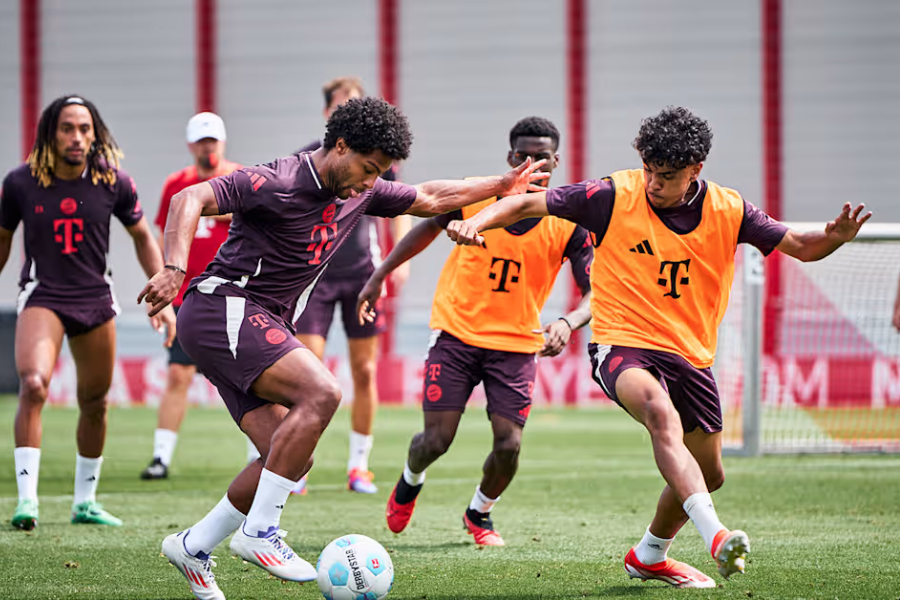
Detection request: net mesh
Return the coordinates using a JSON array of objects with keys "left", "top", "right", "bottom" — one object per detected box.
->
[{"left": 720, "top": 235, "right": 900, "bottom": 453}]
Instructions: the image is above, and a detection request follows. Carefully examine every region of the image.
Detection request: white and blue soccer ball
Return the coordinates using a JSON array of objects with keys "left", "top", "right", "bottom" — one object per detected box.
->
[{"left": 316, "top": 534, "right": 394, "bottom": 600}]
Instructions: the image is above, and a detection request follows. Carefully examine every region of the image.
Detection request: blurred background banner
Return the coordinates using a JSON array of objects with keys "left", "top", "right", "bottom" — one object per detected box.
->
[{"left": 1, "top": 0, "right": 899, "bottom": 409}]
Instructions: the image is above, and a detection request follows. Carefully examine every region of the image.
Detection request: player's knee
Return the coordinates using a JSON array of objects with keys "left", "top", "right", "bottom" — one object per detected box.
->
[
  {"left": 308, "top": 379, "right": 342, "bottom": 421},
  {"left": 168, "top": 364, "right": 195, "bottom": 392},
  {"left": 78, "top": 393, "right": 108, "bottom": 417},
  {"left": 351, "top": 357, "right": 377, "bottom": 386},
  {"left": 18, "top": 372, "right": 49, "bottom": 406},
  {"left": 492, "top": 436, "right": 521, "bottom": 467},
  {"left": 643, "top": 401, "right": 681, "bottom": 440}
]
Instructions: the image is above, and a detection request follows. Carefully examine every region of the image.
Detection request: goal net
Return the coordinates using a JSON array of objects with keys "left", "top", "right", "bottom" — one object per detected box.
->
[{"left": 719, "top": 224, "right": 900, "bottom": 454}]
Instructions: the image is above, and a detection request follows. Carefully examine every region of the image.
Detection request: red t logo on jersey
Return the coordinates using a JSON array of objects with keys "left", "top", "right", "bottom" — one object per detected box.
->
[
  {"left": 427, "top": 364, "right": 441, "bottom": 381},
  {"left": 53, "top": 218, "right": 84, "bottom": 254},
  {"left": 248, "top": 313, "right": 270, "bottom": 329}
]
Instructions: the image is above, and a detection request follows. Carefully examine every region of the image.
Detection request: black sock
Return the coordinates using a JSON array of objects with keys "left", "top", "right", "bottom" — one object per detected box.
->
[
  {"left": 465, "top": 507, "right": 494, "bottom": 530},
  {"left": 395, "top": 476, "right": 422, "bottom": 505}
]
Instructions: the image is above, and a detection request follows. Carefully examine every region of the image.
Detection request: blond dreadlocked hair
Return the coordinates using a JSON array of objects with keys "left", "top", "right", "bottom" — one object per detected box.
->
[{"left": 27, "top": 95, "right": 124, "bottom": 188}]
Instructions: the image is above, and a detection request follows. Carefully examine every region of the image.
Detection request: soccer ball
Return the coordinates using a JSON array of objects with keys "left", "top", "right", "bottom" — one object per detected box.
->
[{"left": 316, "top": 534, "right": 394, "bottom": 600}]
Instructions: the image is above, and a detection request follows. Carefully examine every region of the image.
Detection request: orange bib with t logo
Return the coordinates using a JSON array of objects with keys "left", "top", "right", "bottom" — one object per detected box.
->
[
  {"left": 590, "top": 169, "right": 744, "bottom": 368},
  {"left": 431, "top": 197, "right": 577, "bottom": 353}
]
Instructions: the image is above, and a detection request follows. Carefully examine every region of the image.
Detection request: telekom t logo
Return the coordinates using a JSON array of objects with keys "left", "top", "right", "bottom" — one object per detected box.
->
[
  {"left": 427, "top": 364, "right": 441, "bottom": 381},
  {"left": 308, "top": 204, "right": 339, "bottom": 265},
  {"left": 54, "top": 218, "right": 84, "bottom": 255}
]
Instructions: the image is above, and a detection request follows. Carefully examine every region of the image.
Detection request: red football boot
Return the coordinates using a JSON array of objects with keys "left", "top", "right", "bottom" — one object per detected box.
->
[{"left": 624, "top": 547, "right": 715, "bottom": 588}]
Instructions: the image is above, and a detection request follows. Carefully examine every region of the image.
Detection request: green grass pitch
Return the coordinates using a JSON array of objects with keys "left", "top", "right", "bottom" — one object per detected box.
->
[{"left": 0, "top": 399, "right": 898, "bottom": 599}]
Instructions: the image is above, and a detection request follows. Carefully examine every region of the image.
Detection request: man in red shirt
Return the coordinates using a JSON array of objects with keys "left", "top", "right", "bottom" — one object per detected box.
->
[{"left": 140, "top": 112, "right": 242, "bottom": 479}]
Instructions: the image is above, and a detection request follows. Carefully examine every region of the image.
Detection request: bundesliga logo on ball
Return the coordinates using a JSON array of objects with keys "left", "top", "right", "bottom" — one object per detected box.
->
[{"left": 317, "top": 534, "right": 394, "bottom": 600}]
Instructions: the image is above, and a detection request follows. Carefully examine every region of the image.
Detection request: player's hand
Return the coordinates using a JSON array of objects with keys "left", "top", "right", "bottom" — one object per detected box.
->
[
  {"left": 825, "top": 202, "right": 872, "bottom": 243},
  {"left": 534, "top": 318, "right": 573, "bottom": 357},
  {"left": 138, "top": 268, "right": 183, "bottom": 317},
  {"left": 498, "top": 157, "right": 549, "bottom": 196},
  {"left": 446, "top": 219, "right": 485, "bottom": 247},
  {"left": 156, "top": 305, "right": 177, "bottom": 348},
  {"left": 357, "top": 274, "right": 385, "bottom": 325}
]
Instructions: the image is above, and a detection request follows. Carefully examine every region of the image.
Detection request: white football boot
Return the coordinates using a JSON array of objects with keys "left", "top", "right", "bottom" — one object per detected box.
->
[
  {"left": 229, "top": 526, "right": 316, "bottom": 582},
  {"left": 162, "top": 531, "right": 225, "bottom": 600}
]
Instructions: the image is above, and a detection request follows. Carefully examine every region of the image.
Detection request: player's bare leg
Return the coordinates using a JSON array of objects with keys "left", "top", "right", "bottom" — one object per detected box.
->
[
  {"left": 463, "top": 414, "right": 522, "bottom": 546},
  {"left": 616, "top": 368, "right": 748, "bottom": 584},
  {"left": 289, "top": 333, "right": 327, "bottom": 496},
  {"left": 347, "top": 335, "right": 379, "bottom": 493},
  {"left": 11, "top": 307, "right": 65, "bottom": 530},
  {"left": 386, "top": 411, "right": 462, "bottom": 533},
  {"left": 142, "top": 363, "right": 195, "bottom": 479},
  {"left": 68, "top": 319, "right": 121, "bottom": 525},
  {"left": 226, "top": 347, "right": 340, "bottom": 582}
]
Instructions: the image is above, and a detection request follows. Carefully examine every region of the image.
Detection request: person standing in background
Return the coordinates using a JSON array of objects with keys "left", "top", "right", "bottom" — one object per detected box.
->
[{"left": 140, "top": 112, "right": 243, "bottom": 480}]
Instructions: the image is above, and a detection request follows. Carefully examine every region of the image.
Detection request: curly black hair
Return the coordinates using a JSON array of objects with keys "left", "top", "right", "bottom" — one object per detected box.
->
[
  {"left": 509, "top": 116, "right": 561, "bottom": 151},
  {"left": 323, "top": 97, "right": 412, "bottom": 161},
  {"left": 632, "top": 106, "right": 712, "bottom": 169}
]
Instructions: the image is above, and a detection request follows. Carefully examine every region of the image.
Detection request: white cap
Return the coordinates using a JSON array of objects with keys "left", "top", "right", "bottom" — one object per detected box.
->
[{"left": 186, "top": 112, "right": 226, "bottom": 143}]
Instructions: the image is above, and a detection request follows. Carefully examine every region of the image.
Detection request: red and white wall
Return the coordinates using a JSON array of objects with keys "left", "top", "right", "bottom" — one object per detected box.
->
[{"left": 3, "top": 0, "right": 899, "bottom": 407}]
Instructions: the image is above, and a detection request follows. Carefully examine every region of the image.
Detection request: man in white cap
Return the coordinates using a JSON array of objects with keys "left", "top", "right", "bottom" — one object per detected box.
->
[{"left": 141, "top": 112, "right": 243, "bottom": 479}]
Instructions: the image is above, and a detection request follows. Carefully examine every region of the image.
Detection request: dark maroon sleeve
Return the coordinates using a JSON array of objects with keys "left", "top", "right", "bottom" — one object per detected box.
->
[
  {"left": 738, "top": 200, "right": 788, "bottom": 256},
  {"left": 563, "top": 226, "right": 593, "bottom": 295},
  {"left": 365, "top": 177, "right": 417, "bottom": 218},
  {"left": 546, "top": 178, "right": 615, "bottom": 245},
  {"left": 208, "top": 167, "right": 259, "bottom": 215},
  {"left": 432, "top": 209, "right": 463, "bottom": 229},
  {"left": 0, "top": 174, "right": 22, "bottom": 231},
  {"left": 113, "top": 171, "right": 144, "bottom": 227}
]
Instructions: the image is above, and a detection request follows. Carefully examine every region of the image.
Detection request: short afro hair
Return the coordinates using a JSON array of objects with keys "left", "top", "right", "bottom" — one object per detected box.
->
[
  {"left": 632, "top": 106, "right": 712, "bottom": 169},
  {"left": 323, "top": 97, "right": 412, "bottom": 161},
  {"left": 509, "top": 116, "right": 560, "bottom": 151}
]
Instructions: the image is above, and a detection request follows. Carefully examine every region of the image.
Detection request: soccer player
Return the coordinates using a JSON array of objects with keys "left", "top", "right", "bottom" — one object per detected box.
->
[
  {"left": 140, "top": 112, "right": 243, "bottom": 480},
  {"left": 139, "top": 97, "right": 548, "bottom": 599},
  {"left": 357, "top": 116, "right": 592, "bottom": 546},
  {"left": 292, "top": 77, "right": 411, "bottom": 495},
  {"left": 0, "top": 95, "right": 176, "bottom": 530},
  {"left": 445, "top": 106, "right": 871, "bottom": 586}
]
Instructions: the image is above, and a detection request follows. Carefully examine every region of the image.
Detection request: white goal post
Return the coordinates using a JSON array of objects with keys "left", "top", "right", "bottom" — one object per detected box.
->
[{"left": 720, "top": 223, "right": 900, "bottom": 455}]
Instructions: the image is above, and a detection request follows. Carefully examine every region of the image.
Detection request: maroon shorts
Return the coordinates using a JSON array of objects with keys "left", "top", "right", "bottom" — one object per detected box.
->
[
  {"left": 177, "top": 290, "right": 305, "bottom": 426},
  {"left": 588, "top": 343, "right": 722, "bottom": 433},
  {"left": 422, "top": 331, "right": 537, "bottom": 427},
  {"left": 20, "top": 289, "right": 117, "bottom": 338},
  {"left": 293, "top": 273, "right": 385, "bottom": 339}
]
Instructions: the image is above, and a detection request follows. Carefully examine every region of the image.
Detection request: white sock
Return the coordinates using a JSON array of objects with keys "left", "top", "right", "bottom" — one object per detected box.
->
[
  {"left": 402, "top": 462, "right": 426, "bottom": 486},
  {"left": 468, "top": 487, "right": 498, "bottom": 514},
  {"left": 14, "top": 447, "right": 40, "bottom": 502},
  {"left": 246, "top": 437, "right": 261, "bottom": 463},
  {"left": 184, "top": 494, "right": 246, "bottom": 559},
  {"left": 73, "top": 455, "right": 103, "bottom": 505},
  {"left": 153, "top": 428, "right": 178, "bottom": 467},
  {"left": 634, "top": 527, "right": 674, "bottom": 565},
  {"left": 243, "top": 468, "right": 295, "bottom": 538},
  {"left": 683, "top": 492, "right": 726, "bottom": 551},
  {"left": 347, "top": 430, "right": 373, "bottom": 473}
]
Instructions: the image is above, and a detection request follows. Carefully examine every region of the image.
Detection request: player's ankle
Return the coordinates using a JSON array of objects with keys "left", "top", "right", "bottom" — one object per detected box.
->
[{"left": 394, "top": 476, "right": 422, "bottom": 505}]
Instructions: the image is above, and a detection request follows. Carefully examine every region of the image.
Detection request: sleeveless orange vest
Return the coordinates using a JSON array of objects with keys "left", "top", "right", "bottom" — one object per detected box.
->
[
  {"left": 590, "top": 169, "right": 744, "bottom": 368},
  {"left": 431, "top": 197, "right": 578, "bottom": 353}
]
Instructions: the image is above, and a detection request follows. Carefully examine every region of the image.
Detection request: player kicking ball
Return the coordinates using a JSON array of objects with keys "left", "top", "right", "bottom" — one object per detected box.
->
[
  {"left": 444, "top": 106, "right": 870, "bottom": 586},
  {"left": 140, "top": 97, "right": 548, "bottom": 600},
  {"left": 358, "top": 116, "right": 592, "bottom": 546}
]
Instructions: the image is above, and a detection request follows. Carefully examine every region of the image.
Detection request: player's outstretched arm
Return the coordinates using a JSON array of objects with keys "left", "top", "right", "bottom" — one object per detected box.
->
[
  {"left": 776, "top": 202, "right": 872, "bottom": 262},
  {"left": 357, "top": 218, "right": 443, "bottom": 325},
  {"left": 0, "top": 226, "right": 13, "bottom": 276},
  {"left": 445, "top": 191, "right": 550, "bottom": 247},
  {"left": 405, "top": 158, "right": 548, "bottom": 218},
  {"left": 138, "top": 181, "right": 220, "bottom": 316}
]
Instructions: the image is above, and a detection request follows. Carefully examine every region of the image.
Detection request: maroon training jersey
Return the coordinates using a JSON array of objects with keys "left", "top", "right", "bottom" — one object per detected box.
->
[
  {"left": 195, "top": 152, "right": 417, "bottom": 327},
  {"left": 298, "top": 139, "right": 397, "bottom": 277},
  {"left": 0, "top": 164, "right": 144, "bottom": 305}
]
